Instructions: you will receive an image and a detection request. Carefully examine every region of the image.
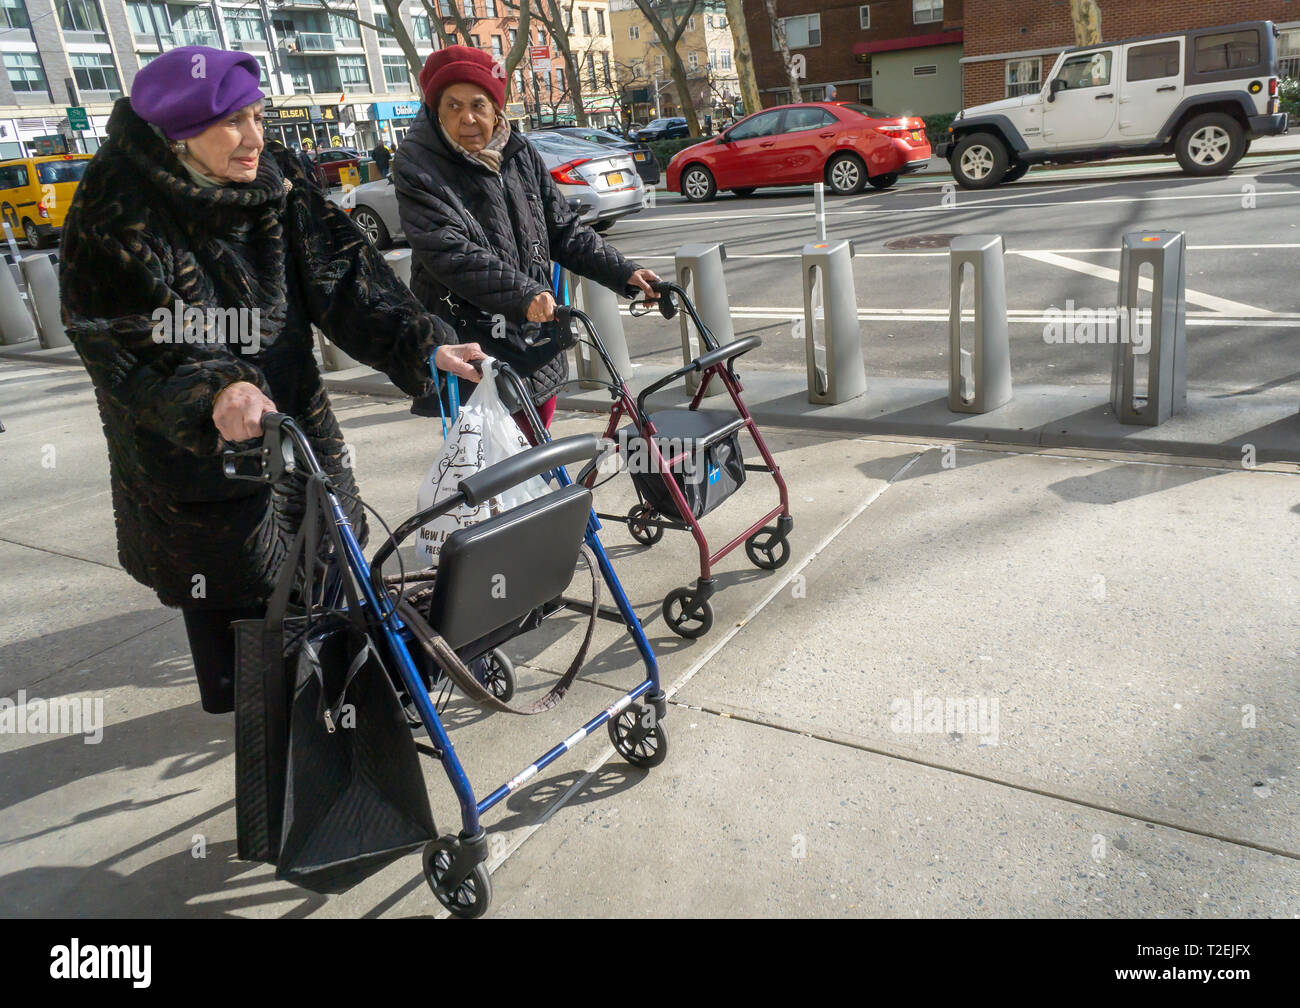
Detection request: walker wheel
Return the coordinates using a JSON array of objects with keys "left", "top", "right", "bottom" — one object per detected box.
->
[
  {"left": 423, "top": 837, "right": 492, "bottom": 919},
  {"left": 607, "top": 703, "right": 669, "bottom": 768},
  {"left": 627, "top": 504, "right": 664, "bottom": 546},
  {"left": 663, "top": 587, "right": 714, "bottom": 639},
  {"left": 472, "top": 648, "right": 516, "bottom": 702},
  {"left": 745, "top": 527, "right": 790, "bottom": 570}
]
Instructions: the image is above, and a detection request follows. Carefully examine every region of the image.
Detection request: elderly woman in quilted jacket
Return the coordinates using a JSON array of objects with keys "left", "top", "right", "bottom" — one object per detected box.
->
[
  {"left": 394, "top": 46, "right": 660, "bottom": 435},
  {"left": 61, "top": 47, "right": 480, "bottom": 714}
]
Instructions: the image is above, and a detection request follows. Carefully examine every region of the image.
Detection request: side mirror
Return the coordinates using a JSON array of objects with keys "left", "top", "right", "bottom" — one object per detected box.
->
[{"left": 1047, "top": 78, "right": 1066, "bottom": 102}]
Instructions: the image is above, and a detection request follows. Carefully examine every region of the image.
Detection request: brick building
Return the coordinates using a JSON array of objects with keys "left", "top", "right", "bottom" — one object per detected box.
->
[
  {"left": 960, "top": 0, "right": 1300, "bottom": 109},
  {"left": 744, "top": 0, "right": 964, "bottom": 116}
]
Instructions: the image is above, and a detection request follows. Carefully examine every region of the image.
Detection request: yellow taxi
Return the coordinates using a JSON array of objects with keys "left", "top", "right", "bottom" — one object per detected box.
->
[{"left": 0, "top": 154, "right": 92, "bottom": 249}]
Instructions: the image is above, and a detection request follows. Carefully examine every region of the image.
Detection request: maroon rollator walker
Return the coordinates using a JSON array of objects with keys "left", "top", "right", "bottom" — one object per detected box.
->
[{"left": 557, "top": 280, "right": 793, "bottom": 638}]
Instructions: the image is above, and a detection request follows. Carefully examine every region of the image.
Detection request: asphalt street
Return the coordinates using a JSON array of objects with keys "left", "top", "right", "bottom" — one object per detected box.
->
[{"left": 600, "top": 153, "right": 1300, "bottom": 396}]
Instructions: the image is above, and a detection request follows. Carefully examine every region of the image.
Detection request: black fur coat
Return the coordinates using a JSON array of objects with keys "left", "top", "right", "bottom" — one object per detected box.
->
[{"left": 61, "top": 98, "right": 454, "bottom": 609}]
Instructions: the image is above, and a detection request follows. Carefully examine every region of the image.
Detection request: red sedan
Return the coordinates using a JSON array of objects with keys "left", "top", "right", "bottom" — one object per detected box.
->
[{"left": 666, "top": 102, "right": 932, "bottom": 201}]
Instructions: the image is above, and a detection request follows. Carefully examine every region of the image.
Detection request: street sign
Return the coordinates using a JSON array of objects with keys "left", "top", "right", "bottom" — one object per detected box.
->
[
  {"left": 529, "top": 44, "right": 550, "bottom": 67},
  {"left": 66, "top": 106, "right": 88, "bottom": 130}
]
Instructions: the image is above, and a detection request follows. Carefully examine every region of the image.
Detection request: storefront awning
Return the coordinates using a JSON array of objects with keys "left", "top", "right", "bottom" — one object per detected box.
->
[{"left": 852, "top": 29, "right": 963, "bottom": 56}]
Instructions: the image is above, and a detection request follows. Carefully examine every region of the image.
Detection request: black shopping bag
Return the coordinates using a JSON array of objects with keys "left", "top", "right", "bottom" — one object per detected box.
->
[{"left": 275, "top": 613, "right": 436, "bottom": 893}]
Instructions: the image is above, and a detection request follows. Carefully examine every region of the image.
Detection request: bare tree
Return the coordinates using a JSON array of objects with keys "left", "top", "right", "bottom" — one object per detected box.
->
[
  {"left": 763, "top": 0, "right": 800, "bottom": 102},
  {"left": 722, "top": 0, "right": 759, "bottom": 117},
  {"left": 1070, "top": 0, "right": 1102, "bottom": 47},
  {"left": 502, "top": 0, "right": 601, "bottom": 126},
  {"left": 630, "top": 0, "right": 702, "bottom": 135},
  {"left": 308, "top": 0, "right": 422, "bottom": 78}
]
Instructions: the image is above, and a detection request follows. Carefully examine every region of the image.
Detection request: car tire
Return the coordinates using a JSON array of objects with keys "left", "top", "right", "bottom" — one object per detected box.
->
[
  {"left": 1175, "top": 113, "right": 1244, "bottom": 176},
  {"left": 825, "top": 153, "right": 865, "bottom": 195},
  {"left": 730, "top": 187, "right": 757, "bottom": 197},
  {"left": 1002, "top": 161, "right": 1030, "bottom": 183},
  {"left": 681, "top": 164, "right": 717, "bottom": 202},
  {"left": 866, "top": 172, "right": 899, "bottom": 190},
  {"left": 22, "top": 218, "right": 46, "bottom": 250},
  {"left": 352, "top": 207, "right": 391, "bottom": 249},
  {"left": 951, "top": 132, "right": 1009, "bottom": 190}
]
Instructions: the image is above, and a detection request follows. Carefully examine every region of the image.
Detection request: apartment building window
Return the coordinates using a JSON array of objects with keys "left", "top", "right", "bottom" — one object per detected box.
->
[
  {"left": 337, "top": 54, "right": 369, "bottom": 90},
  {"left": 382, "top": 54, "right": 409, "bottom": 90},
  {"left": 859, "top": 5, "right": 870, "bottom": 29},
  {"left": 60, "top": 0, "right": 107, "bottom": 39},
  {"left": 706, "top": 15, "right": 712, "bottom": 28},
  {"left": 537, "top": 27, "right": 545, "bottom": 44},
  {"left": 251, "top": 54, "right": 270, "bottom": 88},
  {"left": 224, "top": 9, "right": 266, "bottom": 42},
  {"left": 774, "top": 14, "right": 820, "bottom": 50},
  {"left": 5, "top": 52, "right": 46, "bottom": 93},
  {"left": 720, "top": 49, "right": 731, "bottom": 70},
  {"left": 508, "top": 27, "right": 517, "bottom": 44},
  {"left": 462, "top": 0, "right": 474, "bottom": 17},
  {"left": 513, "top": 69, "right": 523, "bottom": 93},
  {"left": 554, "top": 67, "right": 564, "bottom": 91},
  {"left": 414, "top": 15, "right": 431, "bottom": 40},
  {"left": 563, "top": 9, "right": 571, "bottom": 31},
  {"left": 718, "top": 14, "right": 726, "bottom": 26},
  {"left": 596, "top": 9, "right": 604, "bottom": 34},
  {"left": 628, "top": 24, "right": 638, "bottom": 41},
  {"left": 70, "top": 51, "right": 121, "bottom": 97},
  {"left": 580, "top": 7, "right": 589, "bottom": 35},
  {"left": 687, "top": 17, "right": 694, "bottom": 30},
  {"left": 491, "top": 34, "right": 502, "bottom": 57},
  {"left": 586, "top": 52, "right": 596, "bottom": 86},
  {"left": 371, "top": 12, "right": 391, "bottom": 34},
  {"left": 439, "top": 0, "right": 452, "bottom": 17},
  {"left": 470, "top": 34, "right": 480, "bottom": 47},
  {"left": 484, "top": 0, "right": 496, "bottom": 14},
  {"left": 601, "top": 50, "right": 610, "bottom": 86},
  {"left": 687, "top": 51, "right": 698, "bottom": 71},
  {"left": 1005, "top": 57, "right": 1041, "bottom": 97},
  {"left": 913, "top": 0, "right": 942, "bottom": 24},
  {"left": 1, "top": 0, "right": 30, "bottom": 30},
  {"left": 329, "top": 13, "right": 360, "bottom": 40},
  {"left": 857, "top": 80, "right": 872, "bottom": 102}
]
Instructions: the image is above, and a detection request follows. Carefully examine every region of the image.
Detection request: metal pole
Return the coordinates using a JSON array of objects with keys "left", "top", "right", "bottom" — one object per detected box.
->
[
  {"left": 1, "top": 221, "right": 22, "bottom": 289},
  {"left": 813, "top": 182, "right": 826, "bottom": 241}
]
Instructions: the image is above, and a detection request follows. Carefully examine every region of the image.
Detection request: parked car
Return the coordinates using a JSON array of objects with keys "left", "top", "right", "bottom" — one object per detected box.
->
[
  {"left": 533, "top": 126, "right": 660, "bottom": 185},
  {"left": 523, "top": 131, "right": 645, "bottom": 232},
  {"left": 937, "top": 19, "right": 1290, "bottom": 188},
  {"left": 336, "top": 133, "right": 644, "bottom": 248},
  {"left": 310, "top": 148, "right": 360, "bottom": 186},
  {"left": 0, "top": 153, "right": 92, "bottom": 249},
  {"left": 666, "top": 102, "right": 931, "bottom": 201},
  {"left": 630, "top": 117, "right": 689, "bottom": 141}
]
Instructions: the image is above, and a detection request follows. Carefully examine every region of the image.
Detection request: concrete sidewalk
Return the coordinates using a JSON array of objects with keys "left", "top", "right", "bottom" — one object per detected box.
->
[{"left": 0, "top": 359, "right": 1296, "bottom": 917}]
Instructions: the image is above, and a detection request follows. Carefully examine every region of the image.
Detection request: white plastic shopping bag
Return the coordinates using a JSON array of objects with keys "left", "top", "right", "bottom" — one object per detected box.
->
[{"left": 415, "top": 359, "right": 551, "bottom": 565}]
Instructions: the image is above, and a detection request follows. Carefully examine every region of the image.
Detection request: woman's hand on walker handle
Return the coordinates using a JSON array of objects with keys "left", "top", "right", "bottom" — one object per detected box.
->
[
  {"left": 213, "top": 381, "right": 277, "bottom": 442},
  {"left": 526, "top": 290, "right": 557, "bottom": 323},
  {"left": 628, "top": 268, "right": 661, "bottom": 305},
  {"left": 435, "top": 342, "right": 488, "bottom": 382}
]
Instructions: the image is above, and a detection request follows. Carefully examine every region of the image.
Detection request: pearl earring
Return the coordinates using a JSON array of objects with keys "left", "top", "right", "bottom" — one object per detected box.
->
[{"left": 171, "top": 141, "right": 187, "bottom": 156}]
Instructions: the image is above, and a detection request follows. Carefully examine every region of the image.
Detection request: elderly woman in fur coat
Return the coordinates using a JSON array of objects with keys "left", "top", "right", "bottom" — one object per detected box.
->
[{"left": 61, "top": 47, "right": 485, "bottom": 714}]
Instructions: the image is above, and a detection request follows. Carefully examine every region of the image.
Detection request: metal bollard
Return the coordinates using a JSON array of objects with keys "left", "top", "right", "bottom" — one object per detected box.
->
[
  {"left": 2, "top": 221, "right": 22, "bottom": 290},
  {"left": 315, "top": 325, "right": 360, "bottom": 371},
  {"left": 21, "top": 253, "right": 68, "bottom": 348},
  {"left": 572, "top": 273, "right": 633, "bottom": 389},
  {"left": 0, "top": 255, "right": 35, "bottom": 345},
  {"left": 948, "top": 234, "right": 1012, "bottom": 414},
  {"left": 673, "top": 241, "right": 733, "bottom": 397},
  {"left": 802, "top": 239, "right": 866, "bottom": 404},
  {"left": 384, "top": 248, "right": 412, "bottom": 287},
  {"left": 1111, "top": 230, "right": 1186, "bottom": 426}
]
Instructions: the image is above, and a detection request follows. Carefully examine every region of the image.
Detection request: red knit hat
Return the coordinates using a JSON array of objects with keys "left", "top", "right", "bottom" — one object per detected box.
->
[{"left": 419, "top": 45, "right": 506, "bottom": 111}]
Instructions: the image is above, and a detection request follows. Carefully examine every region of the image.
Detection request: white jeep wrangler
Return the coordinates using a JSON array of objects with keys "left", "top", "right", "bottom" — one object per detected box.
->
[{"left": 937, "top": 20, "right": 1290, "bottom": 189}]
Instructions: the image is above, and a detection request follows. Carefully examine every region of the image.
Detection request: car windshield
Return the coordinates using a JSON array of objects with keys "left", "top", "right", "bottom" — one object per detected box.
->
[
  {"left": 841, "top": 102, "right": 898, "bottom": 120},
  {"left": 571, "top": 129, "right": 622, "bottom": 145},
  {"left": 37, "top": 160, "right": 88, "bottom": 184},
  {"left": 526, "top": 133, "right": 611, "bottom": 156},
  {"left": 644, "top": 119, "right": 669, "bottom": 128}
]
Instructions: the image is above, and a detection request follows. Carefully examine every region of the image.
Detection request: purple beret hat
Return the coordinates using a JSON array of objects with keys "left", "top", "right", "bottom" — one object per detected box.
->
[{"left": 130, "top": 46, "right": 265, "bottom": 140}]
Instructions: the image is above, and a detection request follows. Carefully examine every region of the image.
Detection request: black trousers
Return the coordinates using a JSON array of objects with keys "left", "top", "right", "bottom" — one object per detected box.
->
[{"left": 182, "top": 606, "right": 264, "bottom": 714}]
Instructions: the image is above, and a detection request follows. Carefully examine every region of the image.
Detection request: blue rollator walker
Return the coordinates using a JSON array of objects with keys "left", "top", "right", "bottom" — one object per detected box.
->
[{"left": 231, "top": 361, "right": 665, "bottom": 919}]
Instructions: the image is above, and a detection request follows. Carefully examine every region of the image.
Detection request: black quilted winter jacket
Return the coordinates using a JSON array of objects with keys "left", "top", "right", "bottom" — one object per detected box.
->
[
  {"left": 393, "top": 105, "right": 643, "bottom": 404},
  {"left": 61, "top": 98, "right": 454, "bottom": 609}
]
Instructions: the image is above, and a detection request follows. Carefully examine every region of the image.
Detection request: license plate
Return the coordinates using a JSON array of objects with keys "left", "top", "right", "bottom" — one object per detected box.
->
[
  {"left": 606, "top": 171, "right": 625, "bottom": 185},
  {"left": 910, "top": 131, "right": 923, "bottom": 141},
  {"left": 634, "top": 152, "right": 647, "bottom": 161}
]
